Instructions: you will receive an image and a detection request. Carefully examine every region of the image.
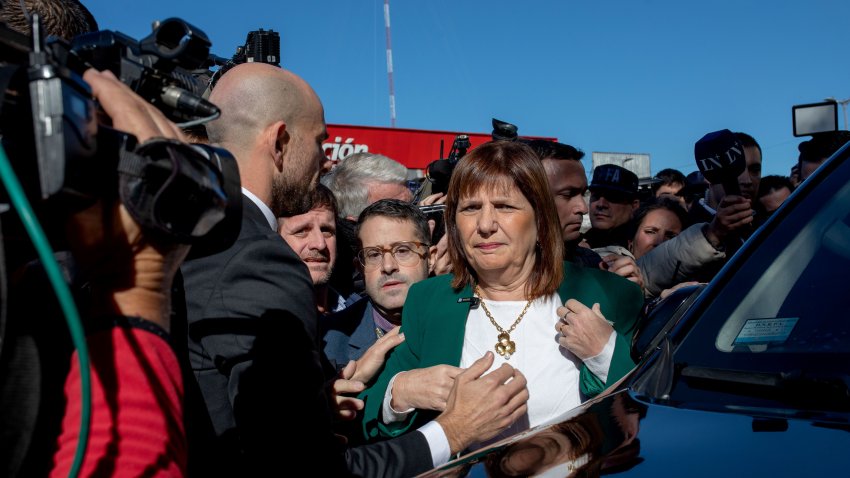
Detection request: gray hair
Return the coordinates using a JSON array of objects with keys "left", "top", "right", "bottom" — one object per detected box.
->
[{"left": 321, "top": 152, "right": 409, "bottom": 218}]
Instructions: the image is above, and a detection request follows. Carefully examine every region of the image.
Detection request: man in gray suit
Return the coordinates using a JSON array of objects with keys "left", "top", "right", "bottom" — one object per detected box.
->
[{"left": 180, "top": 63, "right": 529, "bottom": 476}]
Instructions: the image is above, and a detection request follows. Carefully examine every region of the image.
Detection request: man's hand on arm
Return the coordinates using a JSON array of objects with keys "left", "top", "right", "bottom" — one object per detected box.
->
[
  {"left": 350, "top": 326, "right": 405, "bottom": 384},
  {"left": 434, "top": 352, "right": 529, "bottom": 455},
  {"left": 329, "top": 327, "right": 406, "bottom": 421}
]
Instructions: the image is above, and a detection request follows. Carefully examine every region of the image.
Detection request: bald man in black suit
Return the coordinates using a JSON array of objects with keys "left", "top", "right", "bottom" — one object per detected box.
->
[{"left": 178, "top": 63, "right": 528, "bottom": 477}]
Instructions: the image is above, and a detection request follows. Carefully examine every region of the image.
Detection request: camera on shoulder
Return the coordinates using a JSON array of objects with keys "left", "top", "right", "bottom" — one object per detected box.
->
[{"left": 0, "top": 14, "right": 241, "bottom": 255}]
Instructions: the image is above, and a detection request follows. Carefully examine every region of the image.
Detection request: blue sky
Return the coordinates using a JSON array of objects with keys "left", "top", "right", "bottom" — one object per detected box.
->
[{"left": 83, "top": 0, "right": 850, "bottom": 177}]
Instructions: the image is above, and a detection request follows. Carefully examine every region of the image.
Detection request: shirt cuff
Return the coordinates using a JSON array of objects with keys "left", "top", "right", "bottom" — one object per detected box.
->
[
  {"left": 382, "top": 372, "right": 415, "bottom": 424},
  {"left": 583, "top": 331, "right": 617, "bottom": 383},
  {"left": 419, "top": 420, "right": 451, "bottom": 467}
]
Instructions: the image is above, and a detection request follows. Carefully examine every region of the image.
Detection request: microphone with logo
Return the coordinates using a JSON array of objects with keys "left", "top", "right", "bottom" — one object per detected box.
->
[{"left": 694, "top": 129, "right": 746, "bottom": 197}]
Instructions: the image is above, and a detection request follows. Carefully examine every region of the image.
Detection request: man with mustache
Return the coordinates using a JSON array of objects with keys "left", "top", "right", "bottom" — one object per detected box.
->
[
  {"left": 278, "top": 184, "right": 361, "bottom": 316},
  {"left": 322, "top": 199, "right": 436, "bottom": 371}
]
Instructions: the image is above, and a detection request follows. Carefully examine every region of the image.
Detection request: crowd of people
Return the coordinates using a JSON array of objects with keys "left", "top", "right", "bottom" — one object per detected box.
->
[{"left": 2, "top": 1, "right": 850, "bottom": 477}]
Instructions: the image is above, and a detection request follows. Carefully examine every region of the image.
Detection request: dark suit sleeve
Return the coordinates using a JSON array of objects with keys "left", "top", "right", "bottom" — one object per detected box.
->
[
  {"left": 346, "top": 430, "right": 433, "bottom": 477},
  {"left": 184, "top": 233, "right": 435, "bottom": 477},
  {"left": 184, "top": 235, "right": 350, "bottom": 475}
]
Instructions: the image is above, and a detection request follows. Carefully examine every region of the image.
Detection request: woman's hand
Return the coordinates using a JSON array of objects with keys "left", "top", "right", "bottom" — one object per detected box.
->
[
  {"left": 391, "top": 364, "right": 462, "bottom": 412},
  {"left": 555, "top": 299, "right": 614, "bottom": 360}
]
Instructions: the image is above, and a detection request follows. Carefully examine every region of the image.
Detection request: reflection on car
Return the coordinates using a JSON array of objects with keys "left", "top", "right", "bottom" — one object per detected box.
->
[{"left": 421, "top": 142, "right": 850, "bottom": 477}]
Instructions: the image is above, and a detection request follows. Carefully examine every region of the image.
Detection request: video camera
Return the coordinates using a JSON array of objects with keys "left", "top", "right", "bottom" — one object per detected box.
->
[
  {"left": 204, "top": 28, "right": 281, "bottom": 94},
  {"left": 424, "top": 118, "right": 519, "bottom": 195},
  {"left": 426, "top": 133, "right": 470, "bottom": 195},
  {"left": 0, "top": 15, "right": 241, "bottom": 251}
]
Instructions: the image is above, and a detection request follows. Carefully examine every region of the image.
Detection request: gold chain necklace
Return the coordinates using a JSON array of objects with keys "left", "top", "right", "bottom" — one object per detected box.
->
[{"left": 474, "top": 286, "right": 533, "bottom": 360}]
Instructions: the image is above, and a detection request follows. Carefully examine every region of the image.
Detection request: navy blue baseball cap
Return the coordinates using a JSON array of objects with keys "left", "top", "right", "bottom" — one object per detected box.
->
[{"left": 590, "top": 164, "right": 639, "bottom": 199}]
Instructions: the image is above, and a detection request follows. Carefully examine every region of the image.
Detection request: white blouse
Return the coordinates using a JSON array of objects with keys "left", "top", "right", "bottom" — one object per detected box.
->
[
  {"left": 462, "top": 293, "right": 579, "bottom": 444},
  {"left": 384, "top": 292, "right": 616, "bottom": 448}
]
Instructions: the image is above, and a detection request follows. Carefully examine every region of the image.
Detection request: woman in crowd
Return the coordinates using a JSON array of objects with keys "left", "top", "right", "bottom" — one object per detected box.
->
[
  {"left": 628, "top": 197, "right": 689, "bottom": 260},
  {"left": 359, "top": 141, "right": 643, "bottom": 448}
]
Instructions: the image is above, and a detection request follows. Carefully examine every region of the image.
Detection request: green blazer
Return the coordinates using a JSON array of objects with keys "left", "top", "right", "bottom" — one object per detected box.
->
[{"left": 359, "top": 261, "right": 644, "bottom": 442}]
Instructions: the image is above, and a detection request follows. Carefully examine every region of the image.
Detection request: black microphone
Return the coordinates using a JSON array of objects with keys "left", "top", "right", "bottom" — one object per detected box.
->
[
  {"left": 694, "top": 129, "right": 746, "bottom": 197},
  {"left": 161, "top": 86, "right": 221, "bottom": 118},
  {"left": 457, "top": 297, "right": 480, "bottom": 308}
]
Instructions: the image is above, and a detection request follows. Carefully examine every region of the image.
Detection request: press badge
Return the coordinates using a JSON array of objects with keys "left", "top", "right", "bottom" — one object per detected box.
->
[{"left": 733, "top": 317, "right": 799, "bottom": 346}]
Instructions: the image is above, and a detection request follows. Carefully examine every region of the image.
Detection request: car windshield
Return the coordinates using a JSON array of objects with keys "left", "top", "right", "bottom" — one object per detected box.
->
[{"left": 670, "top": 148, "right": 850, "bottom": 414}]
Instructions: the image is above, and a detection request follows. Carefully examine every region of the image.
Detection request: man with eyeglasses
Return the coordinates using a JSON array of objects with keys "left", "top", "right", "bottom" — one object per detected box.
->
[
  {"left": 324, "top": 199, "right": 477, "bottom": 447},
  {"left": 322, "top": 199, "right": 436, "bottom": 371}
]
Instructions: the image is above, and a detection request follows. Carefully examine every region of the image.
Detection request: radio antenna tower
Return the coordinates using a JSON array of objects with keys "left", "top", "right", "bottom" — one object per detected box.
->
[{"left": 384, "top": 0, "right": 397, "bottom": 127}]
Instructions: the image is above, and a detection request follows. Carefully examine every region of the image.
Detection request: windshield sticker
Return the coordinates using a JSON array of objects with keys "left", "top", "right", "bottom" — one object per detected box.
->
[{"left": 733, "top": 317, "right": 799, "bottom": 346}]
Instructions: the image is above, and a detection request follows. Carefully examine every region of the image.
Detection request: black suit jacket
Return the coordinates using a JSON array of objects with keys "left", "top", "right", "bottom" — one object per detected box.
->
[{"left": 179, "top": 196, "right": 432, "bottom": 477}]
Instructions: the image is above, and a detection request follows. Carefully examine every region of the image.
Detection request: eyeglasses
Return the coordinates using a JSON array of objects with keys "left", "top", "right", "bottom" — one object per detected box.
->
[{"left": 357, "top": 241, "right": 430, "bottom": 269}]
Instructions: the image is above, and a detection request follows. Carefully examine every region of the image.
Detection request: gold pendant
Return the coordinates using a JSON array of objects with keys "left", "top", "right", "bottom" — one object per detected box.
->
[{"left": 495, "top": 332, "right": 516, "bottom": 360}]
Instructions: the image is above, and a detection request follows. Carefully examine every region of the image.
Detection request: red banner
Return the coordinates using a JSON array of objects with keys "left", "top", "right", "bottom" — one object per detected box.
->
[{"left": 325, "top": 124, "right": 556, "bottom": 171}]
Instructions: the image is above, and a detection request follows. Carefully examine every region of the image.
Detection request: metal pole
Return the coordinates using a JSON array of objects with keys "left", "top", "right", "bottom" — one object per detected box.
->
[{"left": 384, "top": 0, "right": 396, "bottom": 127}]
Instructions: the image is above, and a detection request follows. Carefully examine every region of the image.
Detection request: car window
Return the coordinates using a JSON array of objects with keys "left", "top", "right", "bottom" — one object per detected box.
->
[
  {"left": 715, "top": 179, "right": 850, "bottom": 354},
  {"left": 675, "top": 150, "right": 850, "bottom": 373}
]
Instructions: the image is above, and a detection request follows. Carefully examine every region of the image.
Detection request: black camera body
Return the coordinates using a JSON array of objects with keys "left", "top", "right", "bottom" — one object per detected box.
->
[
  {"left": 419, "top": 203, "right": 446, "bottom": 243},
  {"left": 70, "top": 18, "right": 219, "bottom": 124},
  {"left": 426, "top": 134, "right": 470, "bottom": 195},
  {"left": 425, "top": 118, "right": 519, "bottom": 195},
  {"left": 232, "top": 28, "right": 280, "bottom": 67},
  {"left": 0, "top": 15, "right": 241, "bottom": 251},
  {"left": 204, "top": 28, "right": 281, "bottom": 94}
]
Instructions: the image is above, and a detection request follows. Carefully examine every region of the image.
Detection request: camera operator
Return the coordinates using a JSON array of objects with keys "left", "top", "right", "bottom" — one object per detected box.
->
[
  {"left": 54, "top": 68, "right": 191, "bottom": 474},
  {"left": 0, "top": 3, "right": 196, "bottom": 476},
  {"left": 1, "top": 69, "right": 191, "bottom": 477}
]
